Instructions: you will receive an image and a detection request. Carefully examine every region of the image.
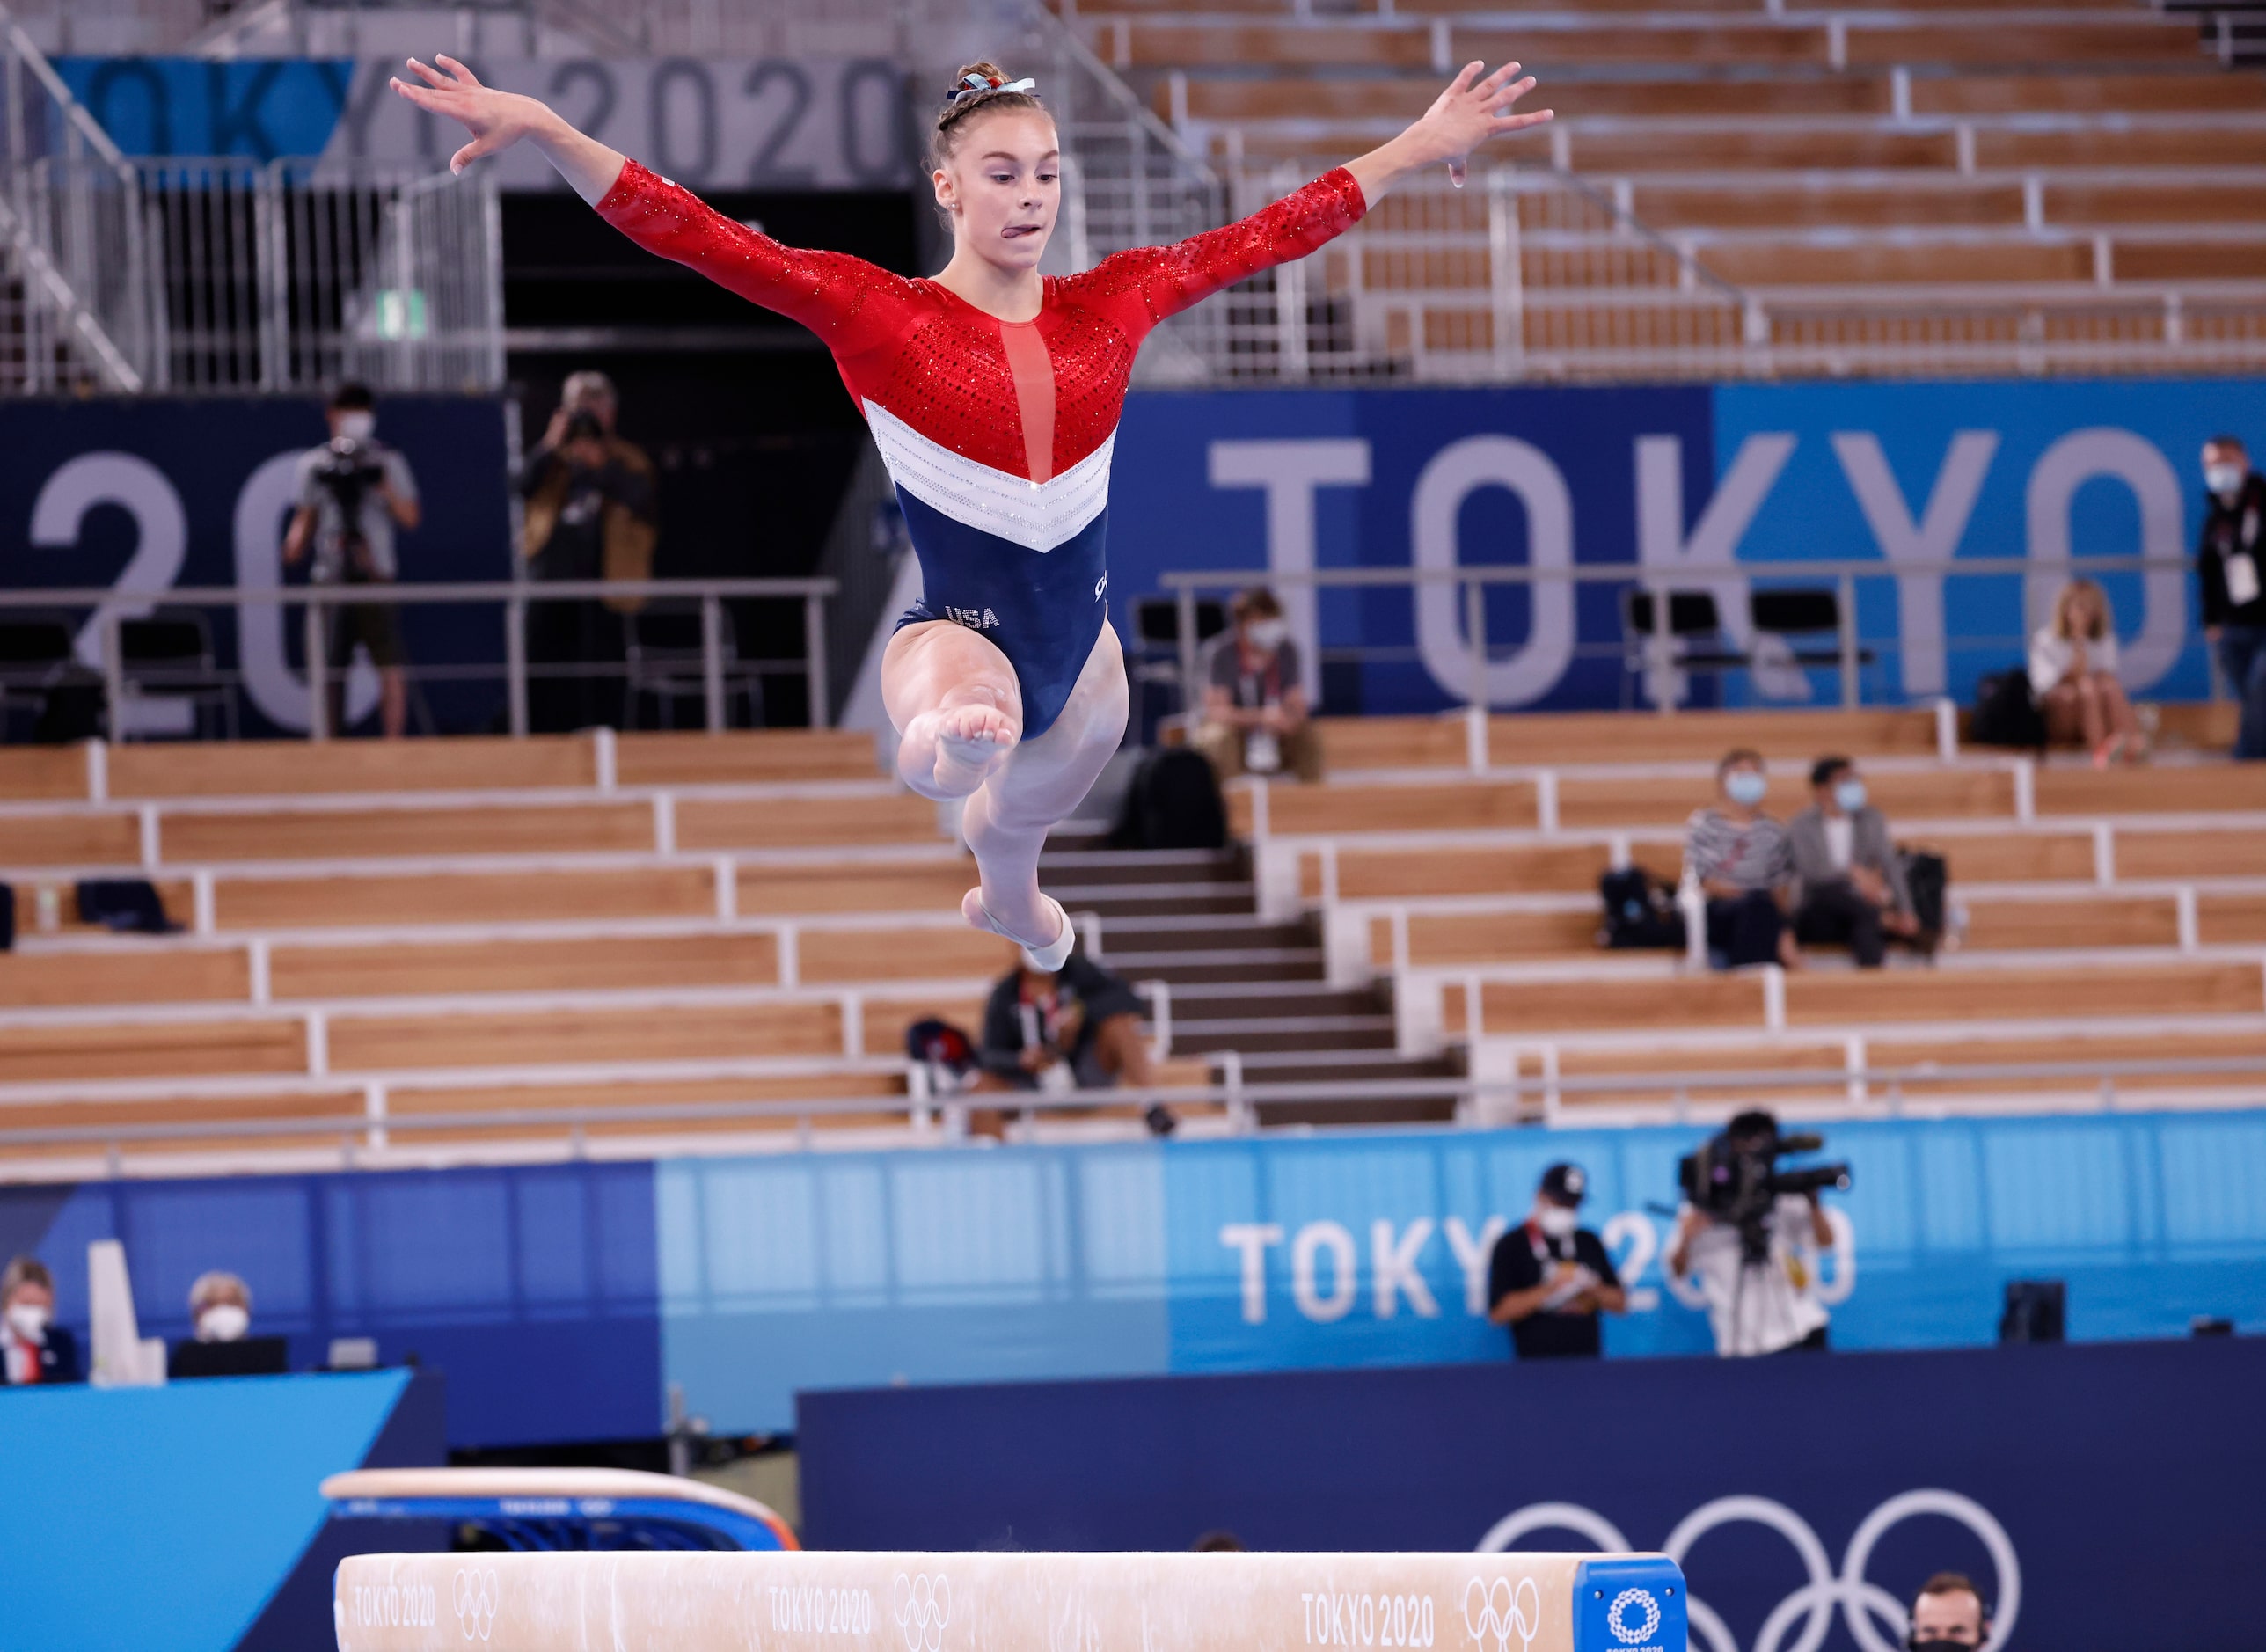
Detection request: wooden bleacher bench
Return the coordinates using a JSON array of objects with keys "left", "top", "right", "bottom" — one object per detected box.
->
[
  {"left": 210, "top": 866, "right": 723, "bottom": 929},
  {"left": 263, "top": 932, "right": 789, "bottom": 999},
  {"left": 323, "top": 1000, "right": 852, "bottom": 1071},
  {"left": 158, "top": 800, "right": 660, "bottom": 863},
  {"left": 1450, "top": 958, "right": 2266, "bottom": 1039}
]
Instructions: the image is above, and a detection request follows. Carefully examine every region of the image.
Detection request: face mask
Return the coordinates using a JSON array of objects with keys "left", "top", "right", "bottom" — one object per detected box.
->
[
  {"left": 1536, "top": 1204, "right": 1578, "bottom": 1239},
  {"left": 1246, "top": 619, "right": 1289, "bottom": 650},
  {"left": 1834, "top": 778, "right": 1868, "bottom": 812},
  {"left": 334, "top": 411, "right": 376, "bottom": 442},
  {"left": 196, "top": 1304, "right": 250, "bottom": 1343},
  {"left": 2207, "top": 462, "right": 2246, "bottom": 498},
  {"left": 1724, "top": 771, "right": 1766, "bottom": 807},
  {"left": 4, "top": 1302, "right": 49, "bottom": 1341},
  {"left": 1909, "top": 1639, "right": 1982, "bottom": 1652}
]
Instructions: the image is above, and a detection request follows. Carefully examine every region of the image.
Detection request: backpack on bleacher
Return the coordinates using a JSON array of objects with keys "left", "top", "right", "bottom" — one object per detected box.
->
[
  {"left": 1899, "top": 849, "right": 1948, "bottom": 942},
  {"left": 1970, "top": 668, "right": 2046, "bottom": 749},
  {"left": 1111, "top": 748, "right": 1227, "bottom": 851},
  {"left": 1598, "top": 866, "right": 1685, "bottom": 950}
]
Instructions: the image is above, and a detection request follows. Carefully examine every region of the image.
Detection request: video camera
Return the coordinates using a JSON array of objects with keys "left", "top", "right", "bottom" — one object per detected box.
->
[
  {"left": 1678, "top": 1114, "right": 1851, "bottom": 1264},
  {"left": 313, "top": 435, "right": 386, "bottom": 581}
]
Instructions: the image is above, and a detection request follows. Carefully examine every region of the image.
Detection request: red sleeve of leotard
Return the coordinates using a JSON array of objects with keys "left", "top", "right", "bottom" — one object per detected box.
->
[
  {"left": 593, "top": 158, "right": 912, "bottom": 352},
  {"left": 1060, "top": 166, "right": 1366, "bottom": 336}
]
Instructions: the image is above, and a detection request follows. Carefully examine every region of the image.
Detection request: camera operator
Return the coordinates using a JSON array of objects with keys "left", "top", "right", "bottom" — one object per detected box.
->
[
  {"left": 1667, "top": 1109, "right": 1842, "bottom": 1356},
  {"left": 1487, "top": 1163, "right": 1626, "bottom": 1359},
  {"left": 283, "top": 383, "right": 420, "bottom": 737}
]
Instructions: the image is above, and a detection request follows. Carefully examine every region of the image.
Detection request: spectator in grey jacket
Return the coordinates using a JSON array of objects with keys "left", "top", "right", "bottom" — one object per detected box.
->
[{"left": 1788, "top": 757, "right": 1920, "bottom": 968}]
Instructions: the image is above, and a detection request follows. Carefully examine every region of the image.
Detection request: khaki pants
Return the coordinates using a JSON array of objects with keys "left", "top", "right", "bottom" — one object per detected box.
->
[{"left": 1193, "top": 719, "right": 1325, "bottom": 783}]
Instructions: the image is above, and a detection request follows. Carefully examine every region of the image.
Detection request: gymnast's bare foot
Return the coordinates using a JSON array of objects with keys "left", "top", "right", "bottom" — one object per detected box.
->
[{"left": 899, "top": 702, "right": 1018, "bottom": 799}]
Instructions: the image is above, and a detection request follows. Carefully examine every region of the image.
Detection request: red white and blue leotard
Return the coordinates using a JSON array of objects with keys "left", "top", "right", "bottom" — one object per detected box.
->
[{"left": 595, "top": 159, "right": 1367, "bottom": 737}]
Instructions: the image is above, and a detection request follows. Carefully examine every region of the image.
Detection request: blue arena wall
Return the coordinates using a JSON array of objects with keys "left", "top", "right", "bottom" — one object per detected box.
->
[
  {"left": 3, "top": 1109, "right": 2261, "bottom": 1444},
  {"left": 1107, "top": 376, "right": 2266, "bottom": 713},
  {"left": 796, "top": 1338, "right": 2266, "bottom": 1652},
  {"left": 0, "top": 1368, "right": 444, "bottom": 1652}
]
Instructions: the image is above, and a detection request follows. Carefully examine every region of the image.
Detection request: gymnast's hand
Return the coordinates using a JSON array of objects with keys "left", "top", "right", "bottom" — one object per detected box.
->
[
  {"left": 1344, "top": 62, "right": 1553, "bottom": 201},
  {"left": 389, "top": 55, "right": 628, "bottom": 205}
]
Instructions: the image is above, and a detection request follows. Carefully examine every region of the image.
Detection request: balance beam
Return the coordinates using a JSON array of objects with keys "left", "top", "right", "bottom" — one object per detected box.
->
[{"left": 335, "top": 1549, "right": 1685, "bottom": 1652}]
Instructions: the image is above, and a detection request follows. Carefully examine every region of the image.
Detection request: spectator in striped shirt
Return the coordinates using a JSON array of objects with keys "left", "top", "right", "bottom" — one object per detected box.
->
[{"left": 1685, "top": 749, "right": 1800, "bottom": 970}]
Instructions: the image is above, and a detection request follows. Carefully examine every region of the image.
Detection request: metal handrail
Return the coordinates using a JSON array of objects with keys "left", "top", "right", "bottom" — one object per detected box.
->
[
  {"left": 0, "top": 576, "right": 837, "bottom": 742},
  {"left": 1159, "top": 553, "right": 2209, "bottom": 714},
  {"left": 3, "top": 1052, "right": 2260, "bottom": 1164}
]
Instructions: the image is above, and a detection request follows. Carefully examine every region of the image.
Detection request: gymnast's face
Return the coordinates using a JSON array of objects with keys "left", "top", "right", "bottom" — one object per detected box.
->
[{"left": 936, "top": 109, "right": 1060, "bottom": 275}]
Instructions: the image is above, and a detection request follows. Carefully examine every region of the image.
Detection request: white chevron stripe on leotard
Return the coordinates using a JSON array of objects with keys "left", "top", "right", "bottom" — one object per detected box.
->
[{"left": 864, "top": 398, "right": 1113, "bottom": 554}]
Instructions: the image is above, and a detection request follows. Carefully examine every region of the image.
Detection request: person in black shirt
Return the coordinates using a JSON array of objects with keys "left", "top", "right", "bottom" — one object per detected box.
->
[
  {"left": 1487, "top": 1163, "right": 1626, "bottom": 1359},
  {"left": 2199, "top": 435, "right": 2266, "bottom": 760}
]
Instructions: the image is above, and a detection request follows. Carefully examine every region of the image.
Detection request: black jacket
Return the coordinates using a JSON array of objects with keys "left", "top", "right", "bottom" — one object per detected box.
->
[
  {"left": 979, "top": 955, "right": 1145, "bottom": 1081},
  {"left": 2, "top": 1324, "right": 82, "bottom": 1385},
  {"left": 2198, "top": 471, "right": 2266, "bottom": 630}
]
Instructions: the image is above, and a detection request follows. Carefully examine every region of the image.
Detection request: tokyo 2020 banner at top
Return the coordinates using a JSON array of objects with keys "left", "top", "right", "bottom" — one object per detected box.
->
[{"left": 54, "top": 56, "right": 912, "bottom": 189}]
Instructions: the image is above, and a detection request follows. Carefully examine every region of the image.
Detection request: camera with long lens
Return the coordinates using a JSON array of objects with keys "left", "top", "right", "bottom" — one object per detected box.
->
[
  {"left": 1678, "top": 1117, "right": 1852, "bottom": 1264},
  {"left": 314, "top": 435, "right": 385, "bottom": 582}
]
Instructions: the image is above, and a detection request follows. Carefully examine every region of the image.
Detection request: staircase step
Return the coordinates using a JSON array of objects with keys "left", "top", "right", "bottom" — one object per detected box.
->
[
  {"left": 1254, "top": 1093, "right": 1461, "bottom": 1129},
  {"left": 1168, "top": 983, "right": 1386, "bottom": 1020},
  {"left": 1100, "top": 915, "right": 1312, "bottom": 953},
  {"left": 1058, "top": 881, "right": 1257, "bottom": 919},
  {"left": 1169, "top": 1014, "right": 1400, "bottom": 1055},
  {"left": 1042, "top": 848, "right": 1245, "bottom": 887},
  {"left": 1101, "top": 949, "right": 1327, "bottom": 983},
  {"left": 1231, "top": 1049, "right": 1459, "bottom": 1079}
]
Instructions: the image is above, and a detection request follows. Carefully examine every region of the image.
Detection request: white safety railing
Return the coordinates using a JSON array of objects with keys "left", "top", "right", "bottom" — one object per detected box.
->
[
  {"left": 1159, "top": 553, "right": 2217, "bottom": 715},
  {"left": 2, "top": 1053, "right": 2260, "bottom": 1180},
  {"left": 6, "top": 154, "right": 503, "bottom": 396},
  {"left": 0, "top": 576, "right": 835, "bottom": 740}
]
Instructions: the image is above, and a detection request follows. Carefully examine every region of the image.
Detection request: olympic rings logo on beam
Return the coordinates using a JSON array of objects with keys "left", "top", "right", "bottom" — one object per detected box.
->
[
  {"left": 452, "top": 1568, "right": 500, "bottom": 1642},
  {"left": 1476, "top": 1489, "right": 2019, "bottom": 1652},
  {"left": 895, "top": 1571, "right": 953, "bottom": 1652},
  {"left": 1461, "top": 1575, "right": 1541, "bottom": 1652}
]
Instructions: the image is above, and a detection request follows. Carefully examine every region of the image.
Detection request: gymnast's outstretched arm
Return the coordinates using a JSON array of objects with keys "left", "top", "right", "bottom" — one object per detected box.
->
[{"left": 391, "top": 55, "right": 625, "bottom": 201}]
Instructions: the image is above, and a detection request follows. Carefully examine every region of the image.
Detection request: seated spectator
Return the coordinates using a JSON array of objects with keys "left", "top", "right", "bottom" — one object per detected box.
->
[
  {"left": 1193, "top": 588, "right": 1323, "bottom": 784},
  {"left": 1685, "top": 749, "right": 1800, "bottom": 971},
  {"left": 1, "top": 1254, "right": 80, "bottom": 1385},
  {"left": 188, "top": 1270, "right": 252, "bottom": 1344},
  {"left": 977, "top": 950, "right": 1158, "bottom": 1097},
  {"left": 1787, "top": 757, "right": 1923, "bottom": 968},
  {"left": 2028, "top": 578, "right": 2145, "bottom": 766}
]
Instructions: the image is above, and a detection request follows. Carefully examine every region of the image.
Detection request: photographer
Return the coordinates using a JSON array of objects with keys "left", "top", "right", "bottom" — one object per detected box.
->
[
  {"left": 1667, "top": 1109, "right": 1841, "bottom": 1357},
  {"left": 283, "top": 384, "right": 420, "bottom": 738},
  {"left": 518, "top": 371, "right": 657, "bottom": 731},
  {"left": 1487, "top": 1163, "right": 1626, "bottom": 1360}
]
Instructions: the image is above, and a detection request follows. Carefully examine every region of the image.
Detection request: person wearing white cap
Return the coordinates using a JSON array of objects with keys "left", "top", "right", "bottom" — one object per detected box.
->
[{"left": 1486, "top": 1164, "right": 1626, "bottom": 1359}]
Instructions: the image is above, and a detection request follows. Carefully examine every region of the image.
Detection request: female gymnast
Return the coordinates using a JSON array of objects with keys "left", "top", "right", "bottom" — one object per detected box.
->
[{"left": 393, "top": 55, "right": 1550, "bottom": 968}]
